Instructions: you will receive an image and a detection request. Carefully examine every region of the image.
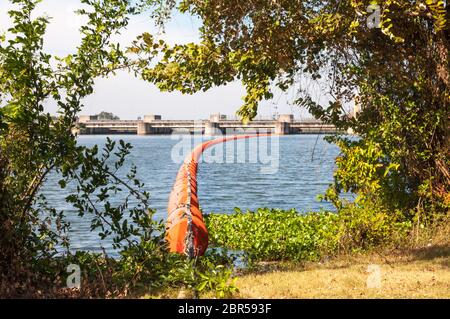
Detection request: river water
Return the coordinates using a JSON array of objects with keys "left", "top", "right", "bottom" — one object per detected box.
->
[{"left": 41, "top": 135, "right": 341, "bottom": 253}]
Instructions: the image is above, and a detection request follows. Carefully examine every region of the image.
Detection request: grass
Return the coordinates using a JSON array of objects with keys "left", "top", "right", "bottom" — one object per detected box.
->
[
  {"left": 141, "top": 244, "right": 450, "bottom": 299},
  {"left": 142, "top": 215, "right": 450, "bottom": 299},
  {"left": 235, "top": 245, "right": 450, "bottom": 299},
  {"left": 234, "top": 218, "right": 450, "bottom": 299}
]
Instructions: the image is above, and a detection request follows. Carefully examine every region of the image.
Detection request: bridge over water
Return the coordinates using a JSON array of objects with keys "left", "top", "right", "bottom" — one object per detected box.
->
[{"left": 76, "top": 114, "right": 339, "bottom": 135}]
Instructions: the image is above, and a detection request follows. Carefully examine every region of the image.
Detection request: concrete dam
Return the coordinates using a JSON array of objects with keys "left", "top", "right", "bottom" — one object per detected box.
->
[{"left": 75, "top": 114, "right": 339, "bottom": 135}]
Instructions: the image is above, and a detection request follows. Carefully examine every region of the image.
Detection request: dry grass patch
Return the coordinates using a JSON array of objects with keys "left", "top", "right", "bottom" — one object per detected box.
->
[{"left": 236, "top": 245, "right": 450, "bottom": 299}]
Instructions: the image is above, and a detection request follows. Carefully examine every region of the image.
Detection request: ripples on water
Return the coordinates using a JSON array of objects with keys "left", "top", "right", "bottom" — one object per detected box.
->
[{"left": 41, "top": 135, "right": 341, "bottom": 253}]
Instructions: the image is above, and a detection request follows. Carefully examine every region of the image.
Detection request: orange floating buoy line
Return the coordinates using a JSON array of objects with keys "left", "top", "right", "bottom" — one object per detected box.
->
[{"left": 166, "top": 134, "right": 273, "bottom": 258}]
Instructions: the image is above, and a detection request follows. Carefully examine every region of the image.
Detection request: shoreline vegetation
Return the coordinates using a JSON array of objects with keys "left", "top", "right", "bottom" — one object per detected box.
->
[
  {"left": 144, "top": 209, "right": 450, "bottom": 299},
  {"left": 146, "top": 247, "right": 450, "bottom": 299}
]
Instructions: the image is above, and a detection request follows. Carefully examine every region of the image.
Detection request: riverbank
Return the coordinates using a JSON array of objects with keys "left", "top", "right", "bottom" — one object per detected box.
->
[
  {"left": 142, "top": 243, "right": 450, "bottom": 299},
  {"left": 143, "top": 214, "right": 450, "bottom": 299},
  {"left": 233, "top": 211, "right": 450, "bottom": 298},
  {"left": 235, "top": 245, "right": 450, "bottom": 298}
]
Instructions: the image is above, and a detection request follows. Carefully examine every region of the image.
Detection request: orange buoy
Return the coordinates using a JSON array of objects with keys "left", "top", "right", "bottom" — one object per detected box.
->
[{"left": 166, "top": 134, "right": 272, "bottom": 257}]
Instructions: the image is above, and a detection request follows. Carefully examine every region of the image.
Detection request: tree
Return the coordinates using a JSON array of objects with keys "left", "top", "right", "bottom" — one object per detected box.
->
[
  {"left": 0, "top": 0, "right": 158, "bottom": 295},
  {"left": 0, "top": 0, "right": 235, "bottom": 297},
  {"left": 96, "top": 111, "right": 120, "bottom": 120},
  {"left": 133, "top": 0, "right": 450, "bottom": 214}
]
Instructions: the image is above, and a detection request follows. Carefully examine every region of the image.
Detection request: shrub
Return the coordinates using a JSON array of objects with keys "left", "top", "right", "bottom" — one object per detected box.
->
[{"left": 336, "top": 203, "right": 412, "bottom": 253}]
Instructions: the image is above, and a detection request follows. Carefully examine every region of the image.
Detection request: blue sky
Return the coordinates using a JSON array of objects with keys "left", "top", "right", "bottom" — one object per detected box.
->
[{"left": 0, "top": 0, "right": 323, "bottom": 120}]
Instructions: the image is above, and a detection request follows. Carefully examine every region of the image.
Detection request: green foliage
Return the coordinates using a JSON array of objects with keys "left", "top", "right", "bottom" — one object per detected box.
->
[
  {"left": 0, "top": 0, "right": 234, "bottom": 298},
  {"left": 134, "top": 0, "right": 450, "bottom": 213},
  {"left": 131, "top": 35, "right": 276, "bottom": 122},
  {"left": 160, "top": 252, "right": 238, "bottom": 298},
  {"left": 206, "top": 207, "right": 413, "bottom": 263},
  {"left": 320, "top": 136, "right": 407, "bottom": 211},
  {"left": 336, "top": 202, "right": 412, "bottom": 251},
  {"left": 132, "top": 0, "right": 176, "bottom": 29},
  {"left": 195, "top": 262, "right": 238, "bottom": 299},
  {"left": 206, "top": 208, "right": 341, "bottom": 262},
  {"left": 0, "top": 0, "right": 130, "bottom": 284}
]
